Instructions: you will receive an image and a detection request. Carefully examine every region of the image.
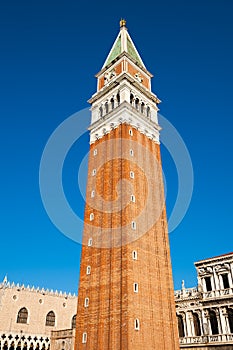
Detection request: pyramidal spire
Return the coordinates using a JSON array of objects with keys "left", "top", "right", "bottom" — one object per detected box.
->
[{"left": 102, "top": 19, "right": 145, "bottom": 69}]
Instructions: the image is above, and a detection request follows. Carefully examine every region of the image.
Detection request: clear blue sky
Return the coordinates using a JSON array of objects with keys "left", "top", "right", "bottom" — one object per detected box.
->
[{"left": 0, "top": 0, "right": 232, "bottom": 294}]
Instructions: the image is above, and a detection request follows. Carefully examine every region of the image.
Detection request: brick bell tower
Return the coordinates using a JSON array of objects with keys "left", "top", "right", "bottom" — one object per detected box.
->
[{"left": 75, "top": 20, "right": 180, "bottom": 350}]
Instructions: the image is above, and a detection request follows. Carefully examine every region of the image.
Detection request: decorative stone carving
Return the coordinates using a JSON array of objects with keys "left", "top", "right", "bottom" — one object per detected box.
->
[
  {"left": 134, "top": 72, "right": 143, "bottom": 83},
  {"left": 104, "top": 69, "right": 116, "bottom": 85}
]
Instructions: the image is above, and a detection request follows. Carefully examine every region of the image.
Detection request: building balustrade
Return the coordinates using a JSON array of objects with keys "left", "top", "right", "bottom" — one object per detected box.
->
[
  {"left": 180, "top": 333, "right": 233, "bottom": 345},
  {"left": 203, "top": 287, "right": 233, "bottom": 299}
]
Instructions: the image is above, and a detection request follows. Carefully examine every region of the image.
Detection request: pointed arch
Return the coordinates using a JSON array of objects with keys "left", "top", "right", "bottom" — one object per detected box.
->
[
  {"left": 17, "top": 307, "right": 28, "bottom": 324},
  {"left": 72, "top": 314, "right": 77, "bottom": 329},
  {"left": 45, "top": 311, "right": 55, "bottom": 326}
]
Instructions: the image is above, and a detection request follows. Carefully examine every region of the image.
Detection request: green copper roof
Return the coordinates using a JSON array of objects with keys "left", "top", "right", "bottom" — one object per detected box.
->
[
  {"left": 126, "top": 37, "right": 143, "bottom": 65},
  {"left": 105, "top": 35, "right": 121, "bottom": 66},
  {"left": 103, "top": 27, "right": 145, "bottom": 69}
]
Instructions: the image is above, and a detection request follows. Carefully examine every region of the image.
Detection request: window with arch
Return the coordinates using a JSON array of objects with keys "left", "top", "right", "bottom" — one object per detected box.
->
[
  {"left": 105, "top": 102, "right": 108, "bottom": 114},
  {"left": 84, "top": 297, "right": 89, "bottom": 307},
  {"left": 134, "top": 283, "right": 139, "bottom": 293},
  {"left": 88, "top": 238, "right": 93, "bottom": 247},
  {"left": 132, "top": 250, "right": 138, "bottom": 260},
  {"left": 17, "top": 307, "right": 28, "bottom": 324},
  {"left": 90, "top": 213, "right": 94, "bottom": 221},
  {"left": 116, "top": 93, "right": 120, "bottom": 106},
  {"left": 130, "top": 171, "right": 134, "bottom": 179},
  {"left": 45, "top": 311, "right": 55, "bottom": 326},
  {"left": 110, "top": 98, "right": 114, "bottom": 110},
  {"left": 82, "top": 332, "right": 87, "bottom": 344},
  {"left": 92, "top": 169, "right": 96, "bottom": 176},
  {"left": 130, "top": 93, "right": 134, "bottom": 105},
  {"left": 99, "top": 106, "right": 103, "bottom": 118},
  {"left": 86, "top": 265, "right": 91, "bottom": 275},
  {"left": 146, "top": 106, "right": 150, "bottom": 118},
  {"left": 131, "top": 221, "right": 136, "bottom": 230},
  {"left": 141, "top": 102, "right": 145, "bottom": 114},
  {"left": 177, "top": 315, "right": 185, "bottom": 337},
  {"left": 129, "top": 129, "right": 133, "bottom": 136},
  {"left": 131, "top": 195, "right": 136, "bottom": 203},
  {"left": 193, "top": 312, "right": 201, "bottom": 336},
  {"left": 71, "top": 314, "right": 76, "bottom": 329},
  {"left": 91, "top": 190, "right": 95, "bottom": 198},
  {"left": 134, "top": 318, "right": 140, "bottom": 330},
  {"left": 135, "top": 98, "right": 139, "bottom": 110},
  {"left": 130, "top": 149, "right": 134, "bottom": 156}
]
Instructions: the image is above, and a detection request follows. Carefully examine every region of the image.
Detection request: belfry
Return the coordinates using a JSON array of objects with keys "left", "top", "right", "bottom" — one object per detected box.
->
[{"left": 75, "top": 20, "right": 180, "bottom": 349}]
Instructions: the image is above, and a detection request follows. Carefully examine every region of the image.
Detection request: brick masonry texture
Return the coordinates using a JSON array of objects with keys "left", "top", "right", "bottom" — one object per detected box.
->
[{"left": 75, "top": 123, "right": 180, "bottom": 350}]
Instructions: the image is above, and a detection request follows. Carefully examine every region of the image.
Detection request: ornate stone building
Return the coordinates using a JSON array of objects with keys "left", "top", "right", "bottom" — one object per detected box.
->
[
  {"left": 1, "top": 253, "right": 233, "bottom": 350},
  {"left": 175, "top": 252, "right": 233, "bottom": 349},
  {"left": 0, "top": 278, "right": 77, "bottom": 350}
]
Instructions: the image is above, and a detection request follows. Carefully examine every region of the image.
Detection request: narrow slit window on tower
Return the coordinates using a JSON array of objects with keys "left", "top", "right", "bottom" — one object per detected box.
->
[
  {"left": 84, "top": 297, "right": 89, "bottom": 307},
  {"left": 130, "top": 171, "right": 134, "bottom": 179},
  {"left": 132, "top": 250, "right": 138, "bottom": 260},
  {"left": 92, "top": 169, "right": 96, "bottom": 176},
  {"left": 93, "top": 149, "right": 97, "bottom": 156},
  {"left": 86, "top": 266, "right": 91, "bottom": 275},
  {"left": 131, "top": 195, "right": 136, "bottom": 203},
  {"left": 82, "top": 333, "right": 87, "bottom": 344},
  {"left": 91, "top": 190, "right": 95, "bottom": 198},
  {"left": 135, "top": 319, "right": 140, "bottom": 330},
  {"left": 131, "top": 221, "right": 136, "bottom": 230},
  {"left": 88, "top": 238, "right": 93, "bottom": 247},
  {"left": 130, "top": 149, "right": 134, "bottom": 156},
  {"left": 134, "top": 283, "right": 139, "bottom": 293},
  {"left": 129, "top": 129, "right": 133, "bottom": 136},
  {"left": 90, "top": 213, "right": 94, "bottom": 221}
]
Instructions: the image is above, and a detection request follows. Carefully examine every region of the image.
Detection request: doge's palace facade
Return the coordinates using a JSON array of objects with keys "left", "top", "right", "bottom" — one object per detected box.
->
[{"left": 0, "top": 278, "right": 77, "bottom": 350}]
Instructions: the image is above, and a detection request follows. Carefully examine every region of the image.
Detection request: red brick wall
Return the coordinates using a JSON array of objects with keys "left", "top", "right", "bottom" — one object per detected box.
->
[{"left": 75, "top": 123, "right": 179, "bottom": 349}]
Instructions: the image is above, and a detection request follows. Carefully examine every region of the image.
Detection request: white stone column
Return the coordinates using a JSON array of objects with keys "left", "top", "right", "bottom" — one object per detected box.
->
[
  {"left": 202, "top": 309, "right": 210, "bottom": 335},
  {"left": 213, "top": 269, "right": 220, "bottom": 290},
  {"left": 210, "top": 275, "right": 215, "bottom": 291},
  {"left": 185, "top": 312, "right": 193, "bottom": 336},
  {"left": 216, "top": 309, "right": 222, "bottom": 334},
  {"left": 220, "top": 307, "right": 229, "bottom": 334},
  {"left": 202, "top": 277, "right": 207, "bottom": 292},
  {"left": 120, "top": 86, "right": 130, "bottom": 104},
  {"left": 219, "top": 274, "right": 224, "bottom": 290}
]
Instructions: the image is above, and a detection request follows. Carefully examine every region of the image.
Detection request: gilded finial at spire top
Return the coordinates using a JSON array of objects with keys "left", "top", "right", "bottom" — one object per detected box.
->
[{"left": 120, "top": 19, "right": 126, "bottom": 28}]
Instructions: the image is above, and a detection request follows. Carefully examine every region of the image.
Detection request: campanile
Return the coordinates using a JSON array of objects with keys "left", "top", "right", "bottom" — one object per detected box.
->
[{"left": 75, "top": 20, "right": 180, "bottom": 350}]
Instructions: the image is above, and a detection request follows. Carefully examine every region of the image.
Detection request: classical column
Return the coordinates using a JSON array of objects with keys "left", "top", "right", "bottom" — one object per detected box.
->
[
  {"left": 215, "top": 309, "right": 222, "bottom": 334},
  {"left": 202, "top": 309, "right": 210, "bottom": 335},
  {"left": 220, "top": 307, "right": 230, "bottom": 334},
  {"left": 213, "top": 268, "right": 220, "bottom": 291},
  {"left": 186, "top": 311, "right": 194, "bottom": 336}
]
